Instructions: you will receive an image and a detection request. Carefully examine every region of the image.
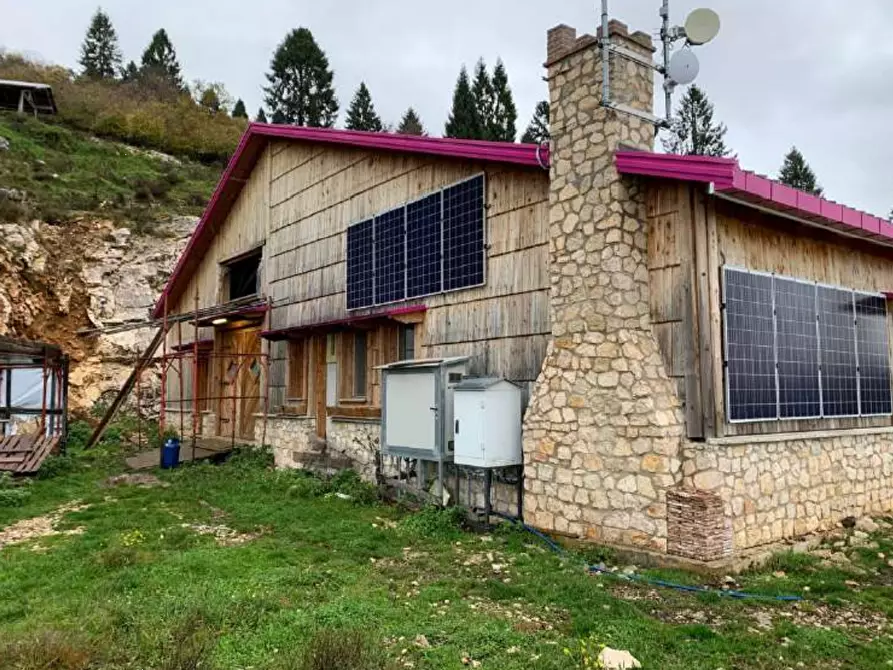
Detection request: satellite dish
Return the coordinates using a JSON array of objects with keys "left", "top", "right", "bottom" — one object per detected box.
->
[
  {"left": 684, "top": 8, "right": 721, "bottom": 45},
  {"left": 667, "top": 49, "right": 700, "bottom": 86}
]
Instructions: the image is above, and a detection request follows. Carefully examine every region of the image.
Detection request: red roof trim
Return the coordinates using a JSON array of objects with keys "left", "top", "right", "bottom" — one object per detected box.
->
[
  {"left": 153, "top": 125, "right": 549, "bottom": 319},
  {"left": 615, "top": 150, "right": 893, "bottom": 248},
  {"left": 262, "top": 305, "right": 427, "bottom": 341}
]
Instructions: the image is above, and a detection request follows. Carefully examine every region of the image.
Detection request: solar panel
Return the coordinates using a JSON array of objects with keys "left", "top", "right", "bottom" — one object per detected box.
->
[
  {"left": 856, "top": 292, "right": 892, "bottom": 415},
  {"left": 724, "top": 268, "right": 777, "bottom": 421},
  {"left": 406, "top": 192, "right": 442, "bottom": 298},
  {"left": 346, "top": 219, "right": 373, "bottom": 310},
  {"left": 373, "top": 208, "right": 406, "bottom": 304},
  {"left": 775, "top": 278, "right": 820, "bottom": 419},
  {"left": 818, "top": 286, "right": 858, "bottom": 417},
  {"left": 443, "top": 175, "right": 485, "bottom": 292}
]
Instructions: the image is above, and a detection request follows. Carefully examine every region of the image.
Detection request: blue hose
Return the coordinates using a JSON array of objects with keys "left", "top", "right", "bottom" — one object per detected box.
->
[{"left": 490, "top": 511, "right": 802, "bottom": 602}]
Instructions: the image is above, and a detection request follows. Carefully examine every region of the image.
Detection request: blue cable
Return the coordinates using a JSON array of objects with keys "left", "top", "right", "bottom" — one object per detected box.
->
[{"left": 489, "top": 511, "right": 802, "bottom": 603}]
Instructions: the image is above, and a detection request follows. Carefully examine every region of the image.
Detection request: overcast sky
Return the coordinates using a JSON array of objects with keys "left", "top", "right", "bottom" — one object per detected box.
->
[{"left": 2, "top": 1, "right": 891, "bottom": 216}]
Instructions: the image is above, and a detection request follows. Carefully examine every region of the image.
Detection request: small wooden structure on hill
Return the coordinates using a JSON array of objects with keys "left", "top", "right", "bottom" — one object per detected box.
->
[
  {"left": 0, "top": 79, "right": 57, "bottom": 115},
  {"left": 0, "top": 336, "right": 69, "bottom": 473}
]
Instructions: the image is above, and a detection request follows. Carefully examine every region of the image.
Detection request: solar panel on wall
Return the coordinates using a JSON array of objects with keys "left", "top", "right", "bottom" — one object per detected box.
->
[
  {"left": 774, "top": 278, "right": 820, "bottom": 419},
  {"left": 406, "top": 192, "right": 442, "bottom": 298},
  {"left": 346, "top": 219, "right": 374, "bottom": 310},
  {"left": 443, "top": 176, "right": 485, "bottom": 292},
  {"left": 373, "top": 208, "right": 406, "bottom": 304},
  {"left": 817, "top": 286, "right": 859, "bottom": 417},
  {"left": 724, "top": 268, "right": 778, "bottom": 421},
  {"left": 855, "top": 293, "right": 892, "bottom": 416}
]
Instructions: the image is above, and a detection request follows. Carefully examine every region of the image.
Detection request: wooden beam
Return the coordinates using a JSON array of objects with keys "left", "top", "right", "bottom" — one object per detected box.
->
[
  {"left": 680, "top": 184, "right": 704, "bottom": 439},
  {"left": 693, "top": 187, "right": 715, "bottom": 439},
  {"left": 705, "top": 196, "right": 725, "bottom": 437},
  {"left": 326, "top": 405, "right": 382, "bottom": 420}
]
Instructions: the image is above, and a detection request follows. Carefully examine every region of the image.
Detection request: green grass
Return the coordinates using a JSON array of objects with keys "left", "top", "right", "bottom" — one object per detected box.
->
[
  {"left": 3, "top": 442, "right": 893, "bottom": 669},
  {"left": 0, "top": 112, "right": 219, "bottom": 228}
]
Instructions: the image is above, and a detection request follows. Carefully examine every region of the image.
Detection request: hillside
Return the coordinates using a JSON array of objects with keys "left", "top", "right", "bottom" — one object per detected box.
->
[{"left": 0, "top": 112, "right": 219, "bottom": 228}]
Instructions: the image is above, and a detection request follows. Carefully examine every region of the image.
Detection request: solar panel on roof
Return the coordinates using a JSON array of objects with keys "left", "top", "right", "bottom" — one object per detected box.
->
[
  {"left": 724, "top": 268, "right": 777, "bottom": 421},
  {"left": 406, "top": 192, "right": 442, "bottom": 299},
  {"left": 374, "top": 208, "right": 406, "bottom": 304},
  {"left": 818, "top": 286, "right": 859, "bottom": 417},
  {"left": 443, "top": 176, "right": 485, "bottom": 292},
  {"left": 856, "top": 293, "right": 892, "bottom": 416},
  {"left": 346, "top": 219, "right": 374, "bottom": 310},
  {"left": 775, "top": 278, "right": 820, "bottom": 419}
]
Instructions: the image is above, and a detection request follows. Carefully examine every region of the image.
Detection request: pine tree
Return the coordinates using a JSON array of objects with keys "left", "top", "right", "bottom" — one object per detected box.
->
[
  {"left": 140, "top": 28, "right": 184, "bottom": 90},
  {"left": 256, "top": 108, "right": 268, "bottom": 123},
  {"left": 121, "top": 60, "right": 139, "bottom": 81},
  {"left": 345, "top": 82, "right": 383, "bottom": 132},
  {"left": 489, "top": 60, "right": 517, "bottom": 142},
  {"left": 471, "top": 59, "right": 494, "bottom": 139},
  {"left": 264, "top": 28, "right": 338, "bottom": 127},
  {"left": 397, "top": 107, "right": 426, "bottom": 136},
  {"left": 662, "top": 85, "right": 729, "bottom": 157},
  {"left": 231, "top": 99, "right": 248, "bottom": 119},
  {"left": 778, "top": 147, "right": 823, "bottom": 195},
  {"left": 444, "top": 66, "right": 481, "bottom": 139},
  {"left": 78, "top": 8, "right": 122, "bottom": 80},
  {"left": 521, "top": 101, "right": 550, "bottom": 144}
]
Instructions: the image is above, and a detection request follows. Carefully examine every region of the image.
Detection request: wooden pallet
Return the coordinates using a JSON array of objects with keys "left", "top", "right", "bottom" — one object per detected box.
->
[{"left": 0, "top": 434, "right": 61, "bottom": 474}]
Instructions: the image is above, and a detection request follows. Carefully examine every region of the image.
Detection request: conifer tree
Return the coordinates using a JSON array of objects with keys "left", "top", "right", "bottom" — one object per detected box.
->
[
  {"left": 345, "top": 82, "right": 383, "bottom": 132},
  {"left": 662, "top": 85, "right": 729, "bottom": 157},
  {"left": 397, "top": 107, "right": 426, "bottom": 136},
  {"left": 256, "top": 108, "right": 268, "bottom": 123},
  {"left": 521, "top": 101, "right": 550, "bottom": 144},
  {"left": 778, "top": 147, "right": 823, "bottom": 195},
  {"left": 140, "top": 28, "right": 185, "bottom": 91},
  {"left": 79, "top": 8, "right": 122, "bottom": 80},
  {"left": 264, "top": 27, "right": 338, "bottom": 127},
  {"left": 444, "top": 66, "right": 481, "bottom": 139},
  {"left": 121, "top": 60, "right": 139, "bottom": 82},
  {"left": 231, "top": 99, "right": 248, "bottom": 119},
  {"left": 471, "top": 59, "right": 494, "bottom": 138},
  {"left": 489, "top": 60, "right": 517, "bottom": 142}
]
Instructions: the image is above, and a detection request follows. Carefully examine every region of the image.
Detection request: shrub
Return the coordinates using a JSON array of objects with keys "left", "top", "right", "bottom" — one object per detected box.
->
[
  {"left": 0, "top": 472, "right": 31, "bottom": 507},
  {"left": 291, "top": 627, "right": 391, "bottom": 670},
  {"left": 64, "top": 420, "right": 92, "bottom": 451},
  {"left": 400, "top": 505, "right": 467, "bottom": 539},
  {"left": 0, "top": 630, "right": 97, "bottom": 670},
  {"left": 327, "top": 469, "right": 379, "bottom": 505},
  {"left": 36, "top": 453, "right": 76, "bottom": 480}
]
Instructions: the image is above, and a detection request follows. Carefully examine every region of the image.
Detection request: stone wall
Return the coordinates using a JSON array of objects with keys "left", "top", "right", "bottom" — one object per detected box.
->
[
  {"left": 257, "top": 414, "right": 317, "bottom": 469},
  {"left": 683, "top": 429, "right": 893, "bottom": 551},
  {"left": 520, "top": 22, "right": 685, "bottom": 552},
  {"left": 327, "top": 418, "right": 381, "bottom": 481}
]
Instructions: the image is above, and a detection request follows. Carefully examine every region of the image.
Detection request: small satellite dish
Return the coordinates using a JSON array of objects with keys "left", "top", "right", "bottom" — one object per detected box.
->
[
  {"left": 667, "top": 49, "right": 700, "bottom": 86},
  {"left": 684, "top": 8, "right": 721, "bottom": 45}
]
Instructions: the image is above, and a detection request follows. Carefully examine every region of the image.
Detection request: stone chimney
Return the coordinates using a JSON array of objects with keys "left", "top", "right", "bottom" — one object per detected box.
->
[{"left": 521, "top": 20, "right": 685, "bottom": 551}]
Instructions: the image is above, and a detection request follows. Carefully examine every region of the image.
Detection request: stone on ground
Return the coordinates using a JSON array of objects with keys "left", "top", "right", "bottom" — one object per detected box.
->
[{"left": 598, "top": 648, "right": 642, "bottom": 669}]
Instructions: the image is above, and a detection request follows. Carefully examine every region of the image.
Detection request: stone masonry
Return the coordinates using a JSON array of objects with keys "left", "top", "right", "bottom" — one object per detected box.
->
[{"left": 521, "top": 22, "right": 685, "bottom": 552}]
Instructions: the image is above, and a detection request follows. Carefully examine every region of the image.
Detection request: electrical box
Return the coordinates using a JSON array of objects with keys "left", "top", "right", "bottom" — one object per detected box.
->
[
  {"left": 380, "top": 357, "right": 468, "bottom": 462},
  {"left": 453, "top": 378, "right": 522, "bottom": 468}
]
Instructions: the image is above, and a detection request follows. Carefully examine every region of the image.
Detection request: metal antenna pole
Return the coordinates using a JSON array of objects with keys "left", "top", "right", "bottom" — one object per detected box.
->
[
  {"left": 601, "top": 0, "right": 611, "bottom": 106},
  {"left": 660, "top": 0, "right": 674, "bottom": 124}
]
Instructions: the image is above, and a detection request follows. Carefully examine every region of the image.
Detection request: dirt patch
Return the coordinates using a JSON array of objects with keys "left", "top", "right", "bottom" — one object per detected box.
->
[
  {"left": 104, "top": 473, "right": 169, "bottom": 488},
  {"left": 183, "top": 523, "right": 263, "bottom": 547},
  {"left": 0, "top": 502, "right": 89, "bottom": 550}
]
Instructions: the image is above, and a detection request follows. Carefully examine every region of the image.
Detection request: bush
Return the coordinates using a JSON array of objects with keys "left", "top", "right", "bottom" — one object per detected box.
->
[
  {"left": 0, "top": 630, "right": 97, "bottom": 670},
  {"left": 64, "top": 420, "right": 92, "bottom": 451},
  {"left": 0, "top": 472, "right": 31, "bottom": 507},
  {"left": 36, "top": 453, "right": 76, "bottom": 480},
  {"left": 290, "top": 627, "right": 391, "bottom": 670},
  {"left": 400, "top": 505, "right": 467, "bottom": 540}
]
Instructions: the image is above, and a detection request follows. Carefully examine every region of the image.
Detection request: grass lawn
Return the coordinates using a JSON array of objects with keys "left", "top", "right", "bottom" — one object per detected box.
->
[{"left": 1, "top": 440, "right": 893, "bottom": 669}]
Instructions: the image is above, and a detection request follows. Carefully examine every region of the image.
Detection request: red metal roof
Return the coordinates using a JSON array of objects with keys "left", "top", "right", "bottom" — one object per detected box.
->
[
  {"left": 615, "top": 151, "right": 893, "bottom": 245},
  {"left": 152, "top": 124, "right": 550, "bottom": 318},
  {"left": 262, "top": 305, "right": 427, "bottom": 341}
]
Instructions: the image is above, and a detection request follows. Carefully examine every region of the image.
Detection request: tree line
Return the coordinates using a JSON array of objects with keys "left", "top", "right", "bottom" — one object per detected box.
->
[
  {"left": 80, "top": 8, "right": 840, "bottom": 206},
  {"left": 78, "top": 10, "right": 548, "bottom": 141}
]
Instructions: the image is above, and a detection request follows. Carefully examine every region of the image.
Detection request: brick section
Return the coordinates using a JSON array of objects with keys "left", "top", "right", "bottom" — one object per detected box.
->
[
  {"left": 666, "top": 488, "right": 730, "bottom": 561},
  {"left": 546, "top": 25, "right": 577, "bottom": 66}
]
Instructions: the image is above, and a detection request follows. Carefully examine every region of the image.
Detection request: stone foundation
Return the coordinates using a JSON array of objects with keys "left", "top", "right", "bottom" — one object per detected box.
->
[
  {"left": 327, "top": 418, "right": 381, "bottom": 481},
  {"left": 682, "top": 429, "right": 893, "bottom": 552},
  {"left": 258, "top": 414, "right": 317, "bottom": 469}
]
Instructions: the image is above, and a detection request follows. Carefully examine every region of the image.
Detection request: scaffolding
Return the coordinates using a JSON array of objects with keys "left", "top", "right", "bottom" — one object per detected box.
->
[
  {"left": 87, "top": 293, "right": 271, "bottom": 460},
  {"left": 0, "top": 336, "right": 69, "bottom": 473}
]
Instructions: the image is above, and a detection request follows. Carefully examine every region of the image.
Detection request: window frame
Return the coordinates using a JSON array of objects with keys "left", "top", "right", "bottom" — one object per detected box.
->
[
  {"left": 399, "top": 323, "right": 416, "bottom": 361},
  {"left": 722, "top": 265, "right": 892, "bottom": 424},
  {"left": 287, "top": 339, "right": 308, "bottom": 402},
  {"left": 344, "top": 173, "right": 487, "bottom": 311},
  {"left": 222, "top": 249, "right": 262, "bottom": 302}
]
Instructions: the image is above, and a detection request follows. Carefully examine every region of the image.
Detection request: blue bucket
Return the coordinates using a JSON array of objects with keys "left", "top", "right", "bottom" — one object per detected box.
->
[{"left": 160, "top": 437, "right": 181, "bottom": 469}]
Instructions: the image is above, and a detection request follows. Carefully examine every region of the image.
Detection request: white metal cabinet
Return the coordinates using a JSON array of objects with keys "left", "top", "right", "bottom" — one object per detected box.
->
[{"left": 453, "top": 378, "right": 522, "bottom": 468}]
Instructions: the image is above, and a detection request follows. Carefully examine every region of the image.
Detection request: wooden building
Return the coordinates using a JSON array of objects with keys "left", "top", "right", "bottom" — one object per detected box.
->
[{"left": 154, "top": 125, "right": 549, "bottom": 468}]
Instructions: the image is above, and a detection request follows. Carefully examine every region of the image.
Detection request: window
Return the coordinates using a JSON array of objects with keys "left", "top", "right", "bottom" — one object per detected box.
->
[
  {"left": 399, "top": 324, "right": 416, "bottom": 361},
  {"left": 226, "top": 251, "right": 261, "bottom": 301},
  {"left": 287, "top": 339, "right": 307, "bottom": 400},
  {"left": 723, "top": 266, "right": 892, "bottom": 422},
  {"left": 346, "top": 174, "right": 486, "bottom": 310},
  {"left": 353, "top": 332, "right": 367, "bottom": 398}
]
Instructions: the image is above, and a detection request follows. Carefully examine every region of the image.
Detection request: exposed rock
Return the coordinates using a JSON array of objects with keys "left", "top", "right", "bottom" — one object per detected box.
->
[
  {"left": 855, "top": 517, "right": 879, "bottom": 534},
  {"left": 598, "top": 648, "right": 642, "bottom": 670},
  {"left": 0, "top": 136, "right": 9, "bottom": 151}
]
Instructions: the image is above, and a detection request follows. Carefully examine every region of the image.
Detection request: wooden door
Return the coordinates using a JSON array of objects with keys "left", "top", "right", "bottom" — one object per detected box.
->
[{"left": 217, "top": 328, "right": 262, "bottom": 442}]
